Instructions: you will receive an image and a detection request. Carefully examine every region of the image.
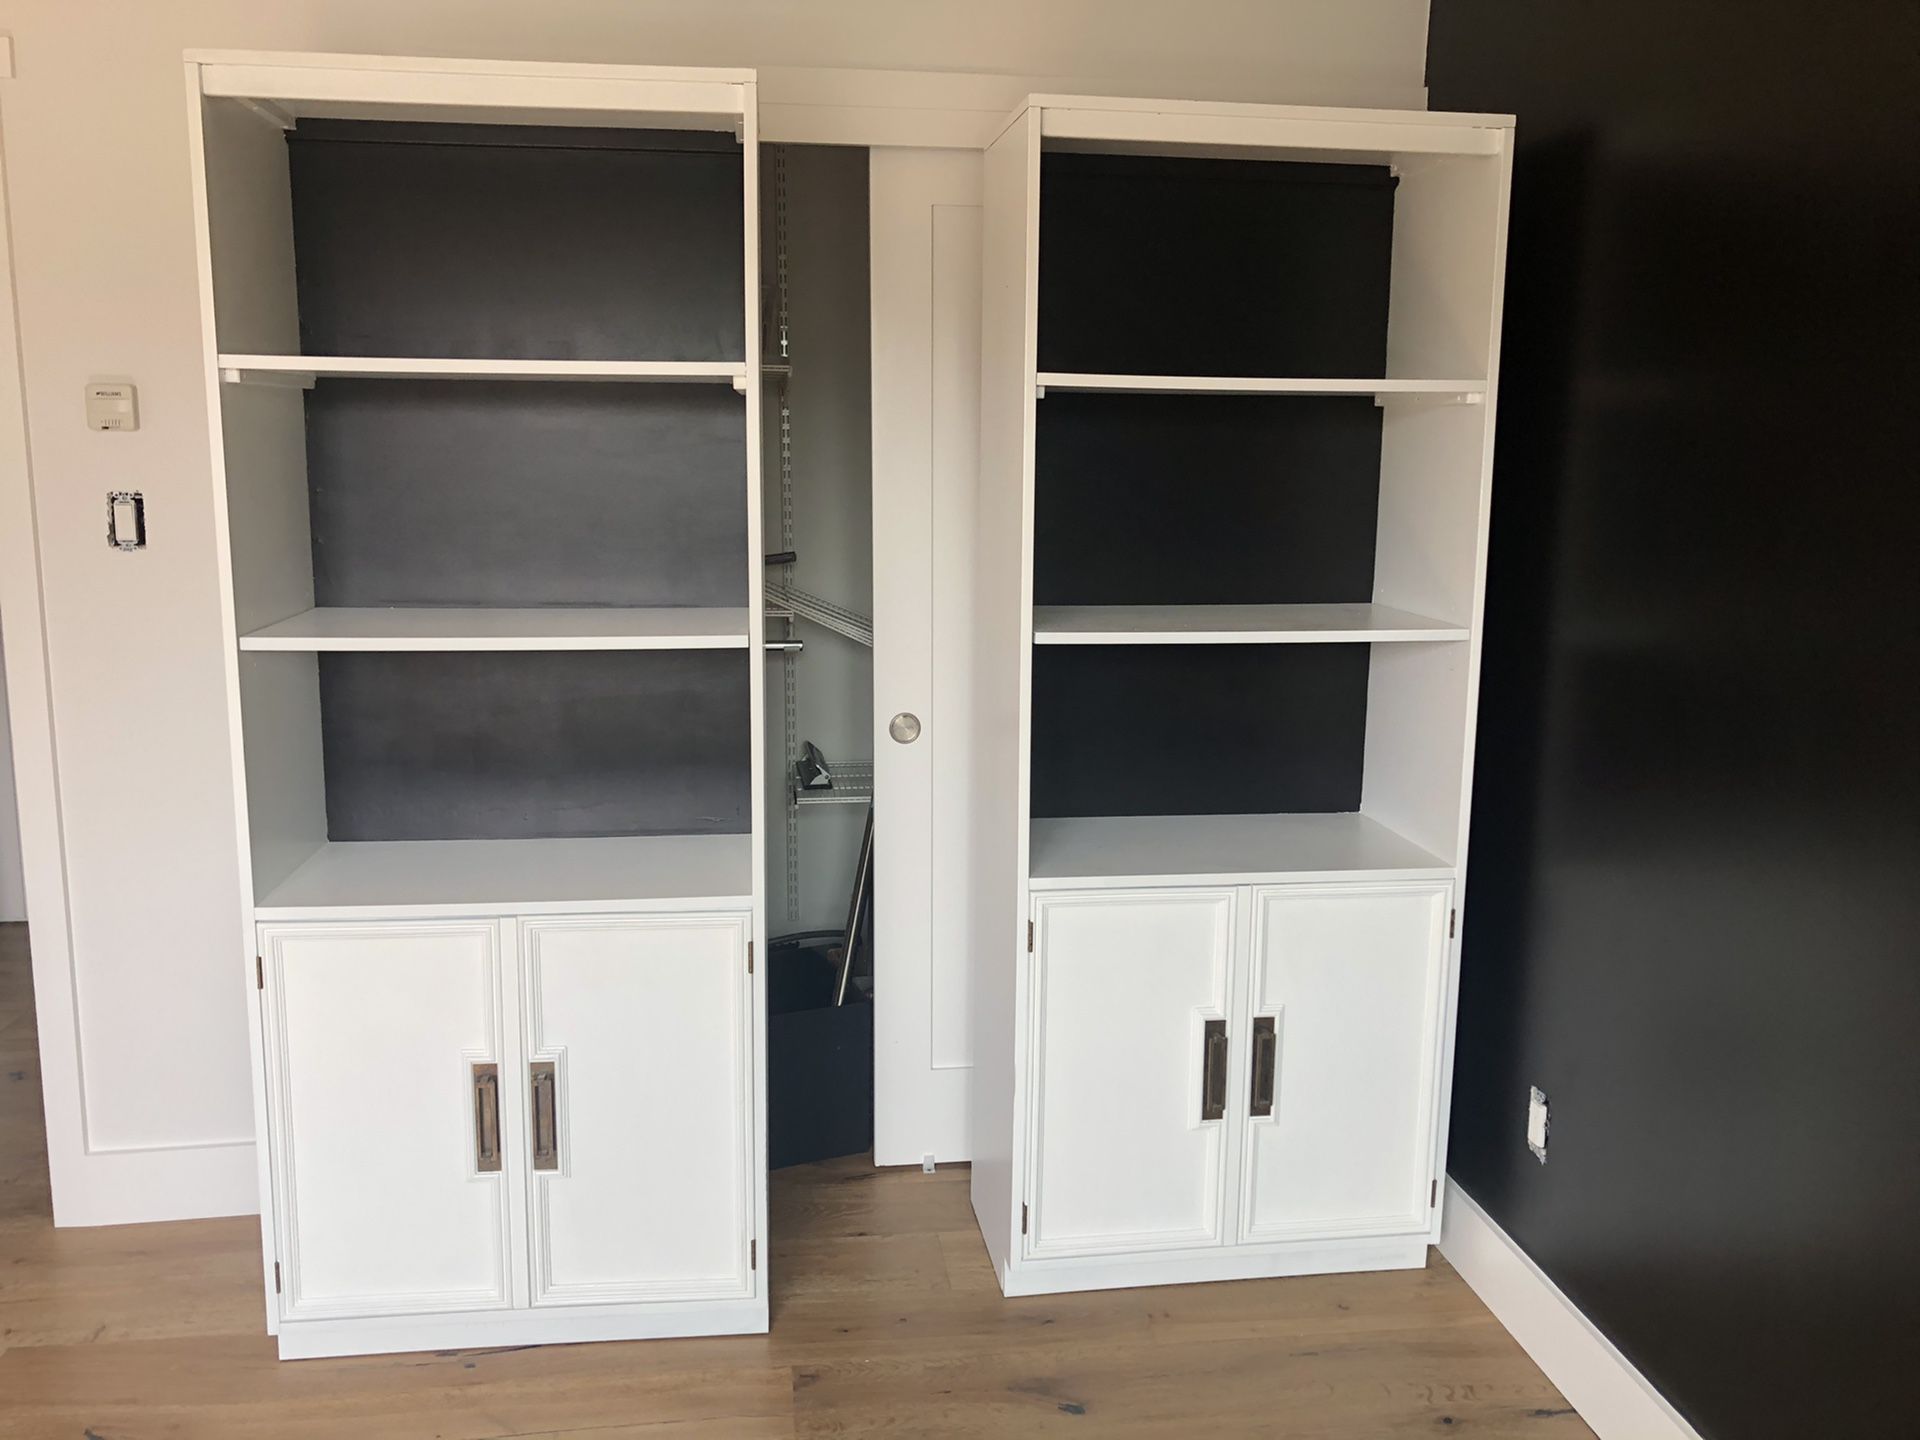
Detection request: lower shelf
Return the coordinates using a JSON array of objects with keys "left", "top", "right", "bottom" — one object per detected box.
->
[
  {"left": 254, "top": 835, "right": 755, "bottom": 919},
  {"left": 1027, "top": 812, "right": 1452, "bottom": 889}
]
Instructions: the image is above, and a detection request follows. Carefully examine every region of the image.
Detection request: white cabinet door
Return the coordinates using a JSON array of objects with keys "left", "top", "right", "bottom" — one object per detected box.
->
[
  {"left": 258, "top": 920, "right": 517, "bottom": 1322},
  {"left": 1025, "top": 889, "right": 1235, "bottom": 1258},
  {"left": 520, "top": 913, "right": 754, "bottom": 1306},
  {"left": 1239, "top": 884, "right": 1451, "bottom": 1243}
]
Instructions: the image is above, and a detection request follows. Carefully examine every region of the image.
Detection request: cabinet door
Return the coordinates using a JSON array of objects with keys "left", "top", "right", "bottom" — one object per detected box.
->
[
  {"left": 1239, "top": 884, "right": 1450, "bottom": 1243},
  {"left": 520, "top": 913, "right": 754, "bottom": 1306},
  {"left": 259, "top": 920, "right": 516, "bottom": 1322},
  {"left": 1025, "top": 889, "right": 1235, "bottom": 1258}
]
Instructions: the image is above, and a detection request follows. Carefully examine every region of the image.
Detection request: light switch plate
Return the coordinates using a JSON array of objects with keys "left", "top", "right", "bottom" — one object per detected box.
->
[
  {"left": 86, "top": 381, "right": 138, "bottom": 431},
  {"left": 108, "top": 491, "right": 145, "bottom": 551},
  {"left": 1526, "top": 1086, "right": 1550, "bottom": 1162}
]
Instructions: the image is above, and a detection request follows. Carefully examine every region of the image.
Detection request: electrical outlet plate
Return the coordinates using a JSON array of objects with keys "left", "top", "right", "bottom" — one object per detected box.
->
[{"left": 1527, "top": 1086, "right": 1550, "bottom": 1162}]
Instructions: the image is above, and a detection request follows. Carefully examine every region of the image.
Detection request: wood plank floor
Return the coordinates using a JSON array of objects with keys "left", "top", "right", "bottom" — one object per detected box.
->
[{"left": 0, "top": 922, "right": 1589, "bottom": 1438}]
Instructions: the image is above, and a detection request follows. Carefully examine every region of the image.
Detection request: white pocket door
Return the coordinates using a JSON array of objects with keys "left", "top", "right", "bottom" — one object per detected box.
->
[
  {"left": 519, "top": 914, "right": 754, "bottom": 1306},
  {"left": 1025, "top": 889, "right": 1236, "bottom": 1258},
  {"left": 1239, "top": 883, "right": 1451, "bottom": 1243},
  {"left": 259, "top": 920, "right": 516, "bottom": 1322}
]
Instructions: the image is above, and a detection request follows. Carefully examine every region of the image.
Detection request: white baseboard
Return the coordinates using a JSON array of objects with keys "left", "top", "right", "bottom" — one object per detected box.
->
[{"left": 1439, "top": 1179, "right": 1701, "bottom": 1440}]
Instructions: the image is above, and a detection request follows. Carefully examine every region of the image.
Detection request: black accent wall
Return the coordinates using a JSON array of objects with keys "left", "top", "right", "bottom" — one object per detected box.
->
[{"left": 1428, "top": 7, "right": 1919, "bottom": 1438}]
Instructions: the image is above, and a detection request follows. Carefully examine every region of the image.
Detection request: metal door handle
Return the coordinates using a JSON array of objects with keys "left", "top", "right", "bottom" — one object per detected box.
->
[
  {"left": 530, "top": 1061, "right": 559, "bottom": 1171},
  {"left": 1250, "top": 1016, "right": 1277, "bottom": 1118},
  {"left": 1200, "top": 1019, "right": 1228, "bottom": 1122},
  {"left": 889, "top": 712, "right": 922, "bottom": 744},
  {"left": 472, "top": 1063, "right": 501, "bottom": 1173}
]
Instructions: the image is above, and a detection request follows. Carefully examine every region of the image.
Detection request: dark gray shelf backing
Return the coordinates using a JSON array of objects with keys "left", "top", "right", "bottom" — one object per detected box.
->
[
  {"left": 318, "top": 650, "right": 752, "bottom": 842},
  {"left": 1028, "top": 645, "right": 1369, "bottom": 819},
  {"left": 306, "top": 379, "right": 746, "bottom": 607},
  {"left": 1033, "top": 393, "right": 1381, "bottom": 606},
  {"left": 1037, "top": 153, "right": 1395, "bottom": 377},
  {"left": 288, "top": 121, "right": 745, "bottom": 360}
]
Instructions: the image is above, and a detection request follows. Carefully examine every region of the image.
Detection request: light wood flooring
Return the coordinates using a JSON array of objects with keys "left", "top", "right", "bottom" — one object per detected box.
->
[{"left": 0, "top": 921, "right": 1588, "bottom": 1437}]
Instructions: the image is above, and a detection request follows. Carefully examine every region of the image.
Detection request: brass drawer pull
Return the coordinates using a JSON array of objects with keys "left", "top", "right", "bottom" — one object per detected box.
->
[
  {"left": 1200, "top": 1019, "right": 1228, "bottom": 1122},
  {"left": 472, "top": 1063, "right": 501, "bottom": 1173},
  {"left": 530, "top": 1061, "right": 559, "bottom": 1172},
  {"left": 1250, "top": 1016, "right": 1277, "bottom": 1118}
]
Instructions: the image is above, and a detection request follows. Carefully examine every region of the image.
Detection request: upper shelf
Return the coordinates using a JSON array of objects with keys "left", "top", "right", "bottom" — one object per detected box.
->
[
  {"left": 1034, "top": 373, "right": 1486, "bottom": 401},
  {"left": 218, "top": 354, "right": 749, "bottom": 387},
  {"left": 239, "top": 607, "right": 751, "bottom": 652},
  {"left": 1033, "top": 603, "right": 1469, "bottom": 646}
]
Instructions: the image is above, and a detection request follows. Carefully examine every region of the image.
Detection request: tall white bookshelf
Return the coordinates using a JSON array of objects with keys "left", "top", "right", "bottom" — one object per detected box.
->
[
  {"left": 968, "top": 96, "right": 1513, "bottom": 1296},
  {"left": 188, "top": 52, "right": 767, "bottom": 1357}
]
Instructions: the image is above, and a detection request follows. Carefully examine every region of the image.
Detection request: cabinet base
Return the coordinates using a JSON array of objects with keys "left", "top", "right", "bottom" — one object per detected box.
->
[
  {"left": 276, "top": 1296, "right": 769, "bottom": 1360},
  {"left": 998, "top": 1235, "right": 1430, "bottom": 1297}
]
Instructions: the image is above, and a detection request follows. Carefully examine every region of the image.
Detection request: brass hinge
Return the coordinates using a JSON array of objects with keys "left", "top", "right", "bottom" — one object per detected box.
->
[
  {"left": 256, "top": 955, "right": 264, "bottom": 990},
  {"left": 1430, "top": 1179, "right": 1439, "bottom": 1208},
  {"left": 1021, "top": 1203, "right": 1029, "bottom": 1235},
  {"left": 1026, "top": 920, "right": 1034, "bottom": 953},
  {"left": 750, "top": 1239, "right": 757, "bottom": 1271},
  {"left": 273, "top": 1260, "right": 282, "bottom": 1293},
  {"left": 1448, "top": 909, "right": 1457, "bottom": 940},
  {"left": 748, "top": 940, "right": 754, "bottom": 975}
]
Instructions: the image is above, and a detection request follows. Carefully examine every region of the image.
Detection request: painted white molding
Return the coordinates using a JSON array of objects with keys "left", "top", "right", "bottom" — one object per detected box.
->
[{"left": 1440, "top": 1180, "right": 1703, "bottom": 1440}]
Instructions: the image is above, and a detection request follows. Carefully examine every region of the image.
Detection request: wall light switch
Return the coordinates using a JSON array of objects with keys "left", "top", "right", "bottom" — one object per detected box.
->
[
  {"left": 1527, "top": 1086, "right": 1550, "bottom": 1163},
  {"left": 108, "top": 491, "right": 145, "bottom": 551},
  {"left": 85, "top": 381, "right": 138, "bottom": 431}
]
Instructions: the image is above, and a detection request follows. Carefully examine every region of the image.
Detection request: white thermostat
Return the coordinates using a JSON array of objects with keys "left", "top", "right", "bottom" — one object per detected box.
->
[{"left": 85, "top": 381, "right": 138, "bottom": 431}]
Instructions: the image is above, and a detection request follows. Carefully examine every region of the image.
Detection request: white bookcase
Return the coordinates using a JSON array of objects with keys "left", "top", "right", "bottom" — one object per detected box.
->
[
  {"left": 187, "top": 52, "right": 767, "bottom": 1357},
  {"left": 968, "top": 96, "right": 1513, "bottom": 1296}
]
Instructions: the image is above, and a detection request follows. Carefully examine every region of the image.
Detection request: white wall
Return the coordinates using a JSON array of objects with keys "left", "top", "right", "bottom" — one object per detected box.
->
[
  {"left": 0, "top": 630, "right": 23, "bottom": 921},
  {"left": 0, "top": 0, "right": 1430, "bottom": 1224}
]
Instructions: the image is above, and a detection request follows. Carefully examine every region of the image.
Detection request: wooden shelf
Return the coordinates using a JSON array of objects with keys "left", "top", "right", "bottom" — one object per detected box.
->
[
  {"left": 1035, "top": 372, "right": 1486, "bottom": 400},
  {"left": 218, "top": 354, "right": 749, "bottom": 386},
  {"left": 239, "top": 607, "right": 751, "bottom": 652},
  {"left": 254, "top": 835, "right": 754, "bottom": 919},
  {"left": 1028, "top": 812, "right": 1453, "bottom": 889},
  {"left": 1032, "top": 603, "right": 1468, "bottom": 646}
]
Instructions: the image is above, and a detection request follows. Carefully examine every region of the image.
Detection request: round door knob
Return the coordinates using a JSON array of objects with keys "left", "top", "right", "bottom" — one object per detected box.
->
[{"left": 889, "top": 712, "right": 922, "bottom": 744}]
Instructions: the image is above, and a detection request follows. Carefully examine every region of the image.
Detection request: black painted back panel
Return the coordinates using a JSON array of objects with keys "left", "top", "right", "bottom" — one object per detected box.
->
[
  {"left": 1033, "top": 393, "right": 1380, "bottom": 605},
  {"left": 1037, "top": 154, "right": 1395, "bottom": 377},
  {"left": 288, "top": 122, "right": 744, "bottom": 360},
  {"left": 306, "top": 380, "right": 746, "bottom": 607},
  {"left": 319, "top": 651, "right": 751, "bottom": 841},
  {"left": 1429, "top": 4, "right": 1920, "bottom": 1436},
  {"left": 286, "top": 122, "right": 752, "bottom": 842},
  {"left": 1029, "top": 646, "right": 1369, "bottom": 819},
  {"left": 1029, "top": 153, "right": 1392, "bottom": 817}
]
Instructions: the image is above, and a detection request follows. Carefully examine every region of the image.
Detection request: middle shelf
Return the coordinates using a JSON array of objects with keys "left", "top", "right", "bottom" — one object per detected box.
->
[
  {"left": 218, "top": 354, "right": 750, "bottom": 386},
  {"left": 239, "top": 606, "right": 751, "bottom": 652},
  {"left": 1031, "top": 602, "right": 1467, "bottom": 645}
]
